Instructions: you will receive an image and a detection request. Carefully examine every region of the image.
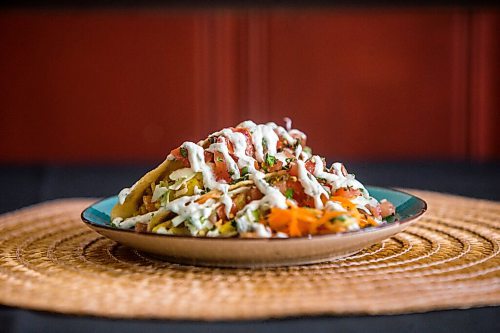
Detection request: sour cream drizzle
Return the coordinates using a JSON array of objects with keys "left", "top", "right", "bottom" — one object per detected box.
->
[
  {"left": 208, "top": 137, "right": 240, "bottom": 180},
  {"left": 296, "top": 160, "right": 329, "bottom": 209},
  {"left": 118, "top": 120, "right": 381, "bottom": 236}
]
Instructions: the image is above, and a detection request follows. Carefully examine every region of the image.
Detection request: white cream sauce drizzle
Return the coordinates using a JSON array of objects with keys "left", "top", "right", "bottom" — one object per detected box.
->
[
  {"left": 296, "top": 160, "right": 329, "bottom": 209},
  {"left": 112, "top": 212, "right": 155, "bottom": 229},
  {"left": 162, "top": 195, "right": 217, "bottom": 235},
  {"left": 208, "top": 137, "right": 240, "bottom": 180},
  {"left": 252, "top": 124, "right": 279, "bottom": 162},
  {"left": 118, "top": 188, "right": 131, "bottom": 205},
  {"left": 311, "top": 157, "right": 376, "bottom": 214},
  {"left": 266, "top": 122, "right": 296, "bottom": 145},
  {"left": 116, "top": 120, "right": 381, "bottom": 236},
  {"left": 295, "top": 143, "right": 302, "bottom": 158}
]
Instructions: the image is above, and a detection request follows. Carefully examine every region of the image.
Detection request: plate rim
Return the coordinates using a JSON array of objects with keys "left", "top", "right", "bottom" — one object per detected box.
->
[{"left": 81, "top": 186, "right": 427, "bottom": 242}]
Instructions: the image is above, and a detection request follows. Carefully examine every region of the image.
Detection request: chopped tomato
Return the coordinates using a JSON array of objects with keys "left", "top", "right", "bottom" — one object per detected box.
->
[
  {"left": 266, "top": 160, "right": 283, "bottom": 173},
  {"left": 289, "top": 163, "right": 298, "bottom": 177},
  {"left": 277, "top": 140, "right": 284, "bottom": 151},
  {"left": 232, "top": 127, "right": 254, "bottom": 156},
  {"left": 305, "top": 160, "right": 315, "bottom": 173},
  {"left": 213, "top": 151, "right": 231, "bottom": 183},
  {"left": 204, "top": 151, "right": 214, "bottom": 163},
  {"left": 216, "top": 201, "right": 240, "bottom": 221},
  {"left": 220, "top": 137, "right": 235, "bottom": 154},
  {"left": 216, "top": 205, "right": 228, "bottom": 221},
  {"left": 274, "top": 178, "right": 315, "bottom": 208},
  {"left": 289, "top": 160, "right": 315, "bottom": 177},
  {"left": 367, "top": 205, "right": 382, "bottom": 219},
  {"left": 170, "top": 147, "right": 190, "bottom": 167},
  {"left": 334, "top": 188, "right": 362, "bottom": 199},
  {"left": 380, "top": 200, "right": 396, "bottom": 218},
  {"left": 247, "top": 187, "right": 263, "bottom": 201}
]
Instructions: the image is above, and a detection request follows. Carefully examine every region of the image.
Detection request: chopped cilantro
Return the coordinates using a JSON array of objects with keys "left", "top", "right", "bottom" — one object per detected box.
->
[
  {"left": 265, "top": 153, "right": 276, "bottom": 167},
  {"left": 285, "top": 188, "right": 294, "bottom": 199},
  {"left": 180, "top": 147, "right": 188, "bottom": 158},
  {"left": 330, "top": 215, "right": 347, "bottom": 223},
  {"left": 241, "top": 166, "right": 249, "bottom": 176},
  {"left": 384, "top": 214, "right": 397, "bottom": 224},
  {"left": 216, "top": 156, "right": 224, "bottom": 162},
  {"left": 230, "top": 174, "right": 249, "bottom": 184}
]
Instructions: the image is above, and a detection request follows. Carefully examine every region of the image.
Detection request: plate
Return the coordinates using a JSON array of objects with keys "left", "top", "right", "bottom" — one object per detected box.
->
[{"left": 81, "top": 186, "right": 426, "bottom": 268}]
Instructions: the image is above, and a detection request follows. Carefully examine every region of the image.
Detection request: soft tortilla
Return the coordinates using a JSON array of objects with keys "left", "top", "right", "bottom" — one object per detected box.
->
[{"left": 110, "top": 158, "right": 183, "bottom": 220}]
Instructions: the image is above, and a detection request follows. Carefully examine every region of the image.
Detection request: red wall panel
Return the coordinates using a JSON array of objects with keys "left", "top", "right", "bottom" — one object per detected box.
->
[
  {"left": 0, "top": 11, "right": 201, "bottom": 162},
  {"left": 0, "top": 9, "right": 498, "bottom": 162},
  {"left": 266, "top": 10, "right": 466, "bottom": 160},
  {"left": 469, "top": 10, "right": 500, "bottom": 161}
]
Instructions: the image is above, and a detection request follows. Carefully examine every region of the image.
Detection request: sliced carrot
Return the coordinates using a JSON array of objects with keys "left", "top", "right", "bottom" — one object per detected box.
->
[{"left": 196, "top": 190, "right": 221, "bottom": 204}]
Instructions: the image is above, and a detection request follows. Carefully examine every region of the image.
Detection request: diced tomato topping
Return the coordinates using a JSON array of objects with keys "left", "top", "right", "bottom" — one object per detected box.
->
[
  {"left": 273, "top": 178, "right": 315, "bottom": 208},
  {"left": 277, "top": 140, "right": 284, "bottom": 151},
  {"left": 289, "top": 163, "right": 298, "bottom": 177},
  {"left": 213, "top": 151, "right": 232, "bottom": 183},
  {"left": 266, "top": 160, "right": 283, "bottom": 173},
  {"left": 287, "top": 180, "right": 315, "bottom": 207},
  {"left": 247, "top": 187, "right": 263, "bottom": 201},
  {"left": 289, "top": 160, "right": 315, "bottom": 177},
  {"left": 216, "top": 205, "right": 228, "bottom": 221},
  {"left": 334, "top": 188, "right": 362, "bottom": 199},
  {"left": 216, "top": 201, "right": 240, "bottom": 221},
  {"left": 305, "top": 160, "right": 315, "bottom": 173},
  {"left": 367, "top": 205, "right": 382, "bottom": 219},
  {"left": 232, "top": 127, "right": 254, "bottom": 156},
  {"left": 380, "top": 200, "right": 396, "bottom": 218},
  {"left": 204, "top": 151, "right": 214, "bottom": 163},
  {"left": 170, "top": 147, "right": 190, "bottom": 167}
]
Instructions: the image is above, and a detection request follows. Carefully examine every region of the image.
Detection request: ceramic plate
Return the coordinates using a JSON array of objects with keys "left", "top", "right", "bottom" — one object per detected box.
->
[{"left": 81, "top": 186, "right": 426, "bottom": 268}]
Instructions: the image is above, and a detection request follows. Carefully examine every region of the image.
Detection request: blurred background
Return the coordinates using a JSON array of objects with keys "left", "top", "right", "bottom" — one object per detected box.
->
[{"left": 0, "top": 2, "right": 499, "bottom": 211}]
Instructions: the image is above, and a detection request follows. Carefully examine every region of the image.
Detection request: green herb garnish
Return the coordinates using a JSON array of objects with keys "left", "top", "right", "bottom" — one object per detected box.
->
[
  {"left": 265, "top": 153, "right": 276, "bottom": 167},
  {"left": 383, "top": 214, "right": 397, "bottom": 224},
  {"left": 241, "top": 166, "right": 249, "bottom": 176},
  {"left": 285, "top": 188, "right": 294, "bottom": 199},
  {"left": 330, "top": 215, "right": 347, "bottom": 223},
  {"left": 180, "top": 147, "right": 188, "bottom": 158}
]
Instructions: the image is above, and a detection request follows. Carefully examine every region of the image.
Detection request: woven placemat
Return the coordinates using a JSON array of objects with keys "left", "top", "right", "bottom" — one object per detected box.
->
[{"left": 0, "top": 190, "right": 499, "bottom": 320}]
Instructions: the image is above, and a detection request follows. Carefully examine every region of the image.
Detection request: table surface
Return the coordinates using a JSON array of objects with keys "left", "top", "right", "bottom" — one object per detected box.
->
[{"left": 0, "top": 161, "right": 499, "bottom": 333}]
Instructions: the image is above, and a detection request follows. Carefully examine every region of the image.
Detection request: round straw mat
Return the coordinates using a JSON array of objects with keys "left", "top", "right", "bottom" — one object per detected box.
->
[{"left": 0, "top": 189, "right": 499, "bottom": 320}]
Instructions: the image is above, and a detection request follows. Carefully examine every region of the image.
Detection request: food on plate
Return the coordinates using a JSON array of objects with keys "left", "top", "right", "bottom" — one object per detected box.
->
[{"left": 110, "top": 119, "right": 396, "bottom": 238}]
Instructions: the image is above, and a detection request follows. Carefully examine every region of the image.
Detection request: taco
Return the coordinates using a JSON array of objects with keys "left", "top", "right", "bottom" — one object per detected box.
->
[{"left": 110, "top": 120, "right": 395, "bottom": 238}]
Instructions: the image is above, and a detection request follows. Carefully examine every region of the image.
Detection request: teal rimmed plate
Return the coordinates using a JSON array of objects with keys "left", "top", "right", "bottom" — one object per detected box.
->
[{"left": 81, "top": 186, "right": 426, "bottom": 268}]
